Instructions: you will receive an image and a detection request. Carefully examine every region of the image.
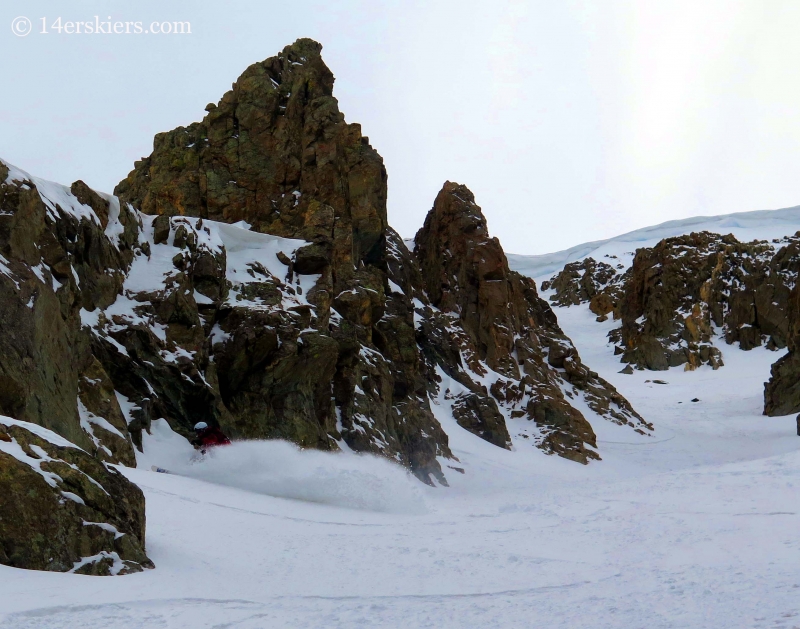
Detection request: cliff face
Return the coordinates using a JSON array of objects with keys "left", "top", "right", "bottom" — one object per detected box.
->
[
  {"left": 0, "top": 417, "right": 152, "bottom": 575},
  {"left": 0, "top": 161, "right": 139, "bottom": 466},
  {"left": 0, "top": 161, "right": 151, "bottom": 574},
  {"left": 115, "top": 38, "right": 387, "bottom": 285},
  {"left": 764, "top": 282, "right": 800, "bottom": 416},
  {"left": 113, "top": 39, "right": 450, "bottom": 483},
  {"left": 2, "top": 40, "right": 649, "bottom": 480},
  {"left": 108, "top": 39, "right": 648, "bottom": 473},
  {"left": 413, "top": 184, "right": 651, "bottom": 461},
  {"left": 540, "top": 230, "right": 800, "bottom": 415},
  {"left": 0, "top": 39, "right": 652, "bottom": 573}
]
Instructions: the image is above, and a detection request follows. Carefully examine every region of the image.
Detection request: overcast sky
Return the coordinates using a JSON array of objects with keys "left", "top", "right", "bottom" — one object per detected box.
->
[{"left": 3, "top": 0, "right": 800, "bottom": 254}]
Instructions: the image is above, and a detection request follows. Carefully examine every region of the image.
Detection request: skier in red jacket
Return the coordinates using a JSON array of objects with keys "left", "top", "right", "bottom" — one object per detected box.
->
[{"left": 191, "top": 422, "right": 231, "bottom": 453}]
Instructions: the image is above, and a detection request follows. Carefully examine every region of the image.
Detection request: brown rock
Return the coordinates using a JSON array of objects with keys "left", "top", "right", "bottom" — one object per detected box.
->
[
  {"left": 765, "top": 280, "right": 800, "bottom": 416},
  {"left": 0, "top": 419, "right": 152, "bottom": 575},
  {"left": 414, "top": 182, "right": 650, "bottom": 462},
  {"left": 589, "top": 293, "right": 615, "bottom": 317},
  {"left": 549, "top": 231, "right": 800, "bottom": 380},
  {"left": 111, "top": 40, "right": 451, "bottom": 483},
  {"left": 1, "top": 39, "right": 653, "bottom": 496},
  {"left": 546, "top": 257, "right": 625, "bottom": 308},
  {"left": 115, "top": 38, "right": 387, "bottom": 295},
  {"left": 70, "top": 180, "right": 110, "bottom": 229},
  {"left": 0, "top": 171, "right": 136, "bottom": 461}
]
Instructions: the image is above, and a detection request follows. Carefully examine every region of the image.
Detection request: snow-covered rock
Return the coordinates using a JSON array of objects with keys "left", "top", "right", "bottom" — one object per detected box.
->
[
  {"left": 0, "top": 416, "right": 151, "bottom": 575},
  {"left": 511, "top": 209, "right": 800, "bottom": 416}
]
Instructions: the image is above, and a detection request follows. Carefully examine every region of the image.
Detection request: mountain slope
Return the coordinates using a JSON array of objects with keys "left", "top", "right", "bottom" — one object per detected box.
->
[
  {"left": 103, "top": 38, "right": 647, "bottom": 470},
  {"left": 508, "top": 205, "right": 800, "bottom": 280},
  {"left": 0, "top": 38, "right": 653, "bottom": 577},
  {"left": 1, "top": 315, "right": 797, "bottom": 628},
  {"left": 510, "top": 207, "right": 800, "bottom": 416}
]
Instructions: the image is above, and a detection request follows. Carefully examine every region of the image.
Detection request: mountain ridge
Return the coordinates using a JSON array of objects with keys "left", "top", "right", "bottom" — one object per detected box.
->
[
  {"left": 509, "top": 206, "right": 800, "bottom": 418},
  {"left": 508, "top": 204, "right": 800, "bottom": 280},
  {"left": 0, "top": 38, "right": 649, "bottom": 575}
]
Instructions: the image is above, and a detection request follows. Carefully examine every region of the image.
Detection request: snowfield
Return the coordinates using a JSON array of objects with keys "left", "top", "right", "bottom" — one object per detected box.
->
[
  {"left": 508, "top": 204, "right": 800, "bottom": 281},
  {"left": 1, "top": 295, "right": 799, "bottom": 628}
]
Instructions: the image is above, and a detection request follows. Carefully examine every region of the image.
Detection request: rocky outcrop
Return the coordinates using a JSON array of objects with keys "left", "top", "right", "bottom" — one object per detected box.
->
[
  {"left": 73, "top": 209, "right": 451, "bottom": 483},
  {"left": 0, "top": 162, "right": 139, "bottom": 465},
  {"left": 543, "top": 232, "right": 800, "bottom": 372},
  {"left": 0, "top": 38, "right": 650, "bottom": 514},
  {"left": 0, "top": 417, "right": 152, "bottom": 574},
  {"left": 764, "top": 281, "right": 800, "bottom": 416},
  {"left": 115, "top": 37, "right": 387, "bottom": 284},
  {"left": 542, "top": 257, "right": 626, "bottom": 315},
  {"left": 111, "top": 38, "right": 451, "bottom": 483},
  {"left": 106, "top": 40, "right": 648, "bottom": 469},
  {"left": 413, "top": 183, "right": 652, "bottom": 461}
]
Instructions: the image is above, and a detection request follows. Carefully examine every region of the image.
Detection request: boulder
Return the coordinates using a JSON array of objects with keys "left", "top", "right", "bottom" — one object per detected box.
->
[{"left": 0, "top": 417, "right": 152, "bottom": 575}]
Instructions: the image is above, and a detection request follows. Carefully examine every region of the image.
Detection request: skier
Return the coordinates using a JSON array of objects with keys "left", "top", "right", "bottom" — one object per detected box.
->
[{"left": 191, "top": 422, "right": 231, "bottom": 454}]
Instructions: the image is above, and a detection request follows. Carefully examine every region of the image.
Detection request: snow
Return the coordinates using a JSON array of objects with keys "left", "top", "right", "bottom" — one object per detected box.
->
[
  {"left": 149, "top": 439, "right": 427, "bottom": 515},
  {"left": 82, "top": 212, "right": 320, "bottom": 374},
  {"left": 0, "top": 435, "right": 63, "bottom": 489},
  {"left": 193, "top": 289, "right": 213, "bottom": 305},
  {"left": 218, "top": 221, "right": 319, "bottom": 308},
  {"left": 0, "top": 416, "right": 81, "bottom": 450},
  {"left": 1, "top": 159, "right": 101, "bottom": 225},
  {"left": 0, "top": 253, "right": 19, "bottom": 289},
  {"left": 2, "top": 170, "right": 800, "bottom": 625},
  {"left": 0, "top": 417, "right": 111, "bottom": 505},
  {"left": 83, "top": 521, "right": 124, "bottom": 540},
  {"left": 78, "top": 399, "right": 125, "bottom": 442},
  {"left": 2, "top": 307, "right": 799, "bottom": 627},
  {"left": 387, "top": 278, "right": 404, "bottom": 294},
  {"left": 134, "top": 418, "right": 196, "bottom": 470},
  {"left": 68, "top": 551, "right": 126, "bottom": 576},
  {"left": 59, "top": 491, "right": 85, "bottom": 506},
  {"left": 114, "top": 392, "right": 140, "bottom": 426},
  {"left": 208, "top": 323, "right": 231, "bottom": 346},
  {"left": 101, "top": 195, "right": 127, "bottom": 247},
  {"left": 217, "top": 221, "right": 302, "bottom": 281},
  {"left": 508, "top": 204, "right": 800, "bottom": 280}
]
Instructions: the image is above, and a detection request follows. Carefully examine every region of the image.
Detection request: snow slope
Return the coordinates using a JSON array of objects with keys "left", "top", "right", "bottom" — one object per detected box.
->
[
  {"left": 508, "top": 204, "right": 800, "bottom": 282},
  {"left": 1, "top": 297, "right": 799, "bottom": 628},
  {"left": 2, "top": 174, "right": 799, "bottom": 626}
]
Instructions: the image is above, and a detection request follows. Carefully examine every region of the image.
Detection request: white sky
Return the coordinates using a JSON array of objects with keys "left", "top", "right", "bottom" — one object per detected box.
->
[{"left": 3, "top": 0, "right": 800, "bottom": 254}]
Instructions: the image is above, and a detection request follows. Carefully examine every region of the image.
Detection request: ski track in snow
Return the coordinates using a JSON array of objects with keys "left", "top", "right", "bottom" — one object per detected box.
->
[
  {"left": 3, "top": 303, "right": 799, "bottom": 628},
  {"left": 2, "top": 203, "right": 800, "bottom": 626}
]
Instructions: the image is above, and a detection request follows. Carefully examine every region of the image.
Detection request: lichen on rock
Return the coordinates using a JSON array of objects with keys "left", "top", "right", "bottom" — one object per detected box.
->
[
  {"left": 0, "top": 417, "right": 152, "bottom": 575},
  {"left": 413, "top": 182, "right": 651, "bottom": 462},
  {"left": 1, "top": 39, "right": 651, "bottom": 518},
  {"left": 543, "top": 231, "right": 800, "bottom": 374}
]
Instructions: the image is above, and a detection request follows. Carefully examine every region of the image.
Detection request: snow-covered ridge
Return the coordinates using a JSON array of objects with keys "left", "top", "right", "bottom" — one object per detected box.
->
[
  {"left": 508, "top": 205, "right": 800, "bottom": 281},
  {"left": 1, "top": 156, "right": 315, "bottom": 312},
  {"left": 0, "top": 416, "right": 81, "bottom": 451},
  {"left": 2, "top": 158, "right": 102, "bottom": 226},
  {"left": 1, "top": 157, "right": 131, "bottom": 251}
]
